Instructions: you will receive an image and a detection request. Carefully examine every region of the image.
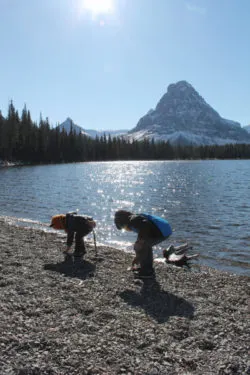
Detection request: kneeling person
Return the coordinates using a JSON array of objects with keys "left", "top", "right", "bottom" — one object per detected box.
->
[{"left": 50, "top": 212, "right": 96, "bottom": 259}]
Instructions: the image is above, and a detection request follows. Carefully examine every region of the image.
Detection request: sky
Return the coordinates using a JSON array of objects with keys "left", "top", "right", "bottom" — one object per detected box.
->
[{"left": 0, "top": 0, "right": 249, "bottom": 130}]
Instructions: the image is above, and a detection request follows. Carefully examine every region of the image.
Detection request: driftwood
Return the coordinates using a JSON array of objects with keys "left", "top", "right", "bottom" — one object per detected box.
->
[{"left": 163, "top": 243, "right": 199, "bottom": 268}]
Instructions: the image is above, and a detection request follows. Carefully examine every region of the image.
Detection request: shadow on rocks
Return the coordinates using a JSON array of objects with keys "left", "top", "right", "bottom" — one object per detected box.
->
[
  {"left": 44, "top": 256, "right": 96, "bottom": 280},
  {"left": 119, "top": 279, "right": 194, "bottom": 323}
]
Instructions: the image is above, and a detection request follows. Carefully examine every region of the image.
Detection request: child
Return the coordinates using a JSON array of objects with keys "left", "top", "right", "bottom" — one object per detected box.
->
[
  {"left": 114, "top": 210, "right": 172, "bottom": 278},
  {"left": 50, "top": 212, "right": 96, "bottom": 259}
]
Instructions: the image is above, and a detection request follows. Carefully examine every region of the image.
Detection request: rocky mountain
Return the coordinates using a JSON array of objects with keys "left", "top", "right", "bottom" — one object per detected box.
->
[
  {"left": 57, "top": 117, "right": 128, "bottom": 138},
  {"left": 128, "top": 81, "right": 250, "bottom": 146}
]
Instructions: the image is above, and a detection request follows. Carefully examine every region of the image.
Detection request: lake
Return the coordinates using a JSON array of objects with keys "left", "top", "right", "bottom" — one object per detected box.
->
[{"left": 0, "top": 160, "right": 249, "bottom": 276}]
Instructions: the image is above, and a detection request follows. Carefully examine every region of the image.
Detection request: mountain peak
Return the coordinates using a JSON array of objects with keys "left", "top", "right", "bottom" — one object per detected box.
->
[
  {"left": 128, "top": 80, "right": 250, "bottom": 146},
  {"left": 155, "top": 80, "right": 205, "bottom": 115},
  {"left": 165, "top": 80, "right": 200, "bottom": 99},
  {"left": 57, "top": 118, "right": 86, "bottom": 135},
  {"left": 63, "top": 117, "right": 76, "bottom": 125},
  {"left": 168, "top": 80, "right": 193, "bottom": 91}
]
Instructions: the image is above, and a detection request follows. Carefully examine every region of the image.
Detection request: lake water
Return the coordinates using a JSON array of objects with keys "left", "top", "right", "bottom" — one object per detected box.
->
[{"left": 0, "top": 160, "right": 249, "bottom": 276}]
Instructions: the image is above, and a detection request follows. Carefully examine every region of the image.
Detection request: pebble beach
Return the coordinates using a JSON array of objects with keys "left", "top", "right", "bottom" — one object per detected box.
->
[{"left": 0, "top": 219, "right": 249, "bottom": 375}]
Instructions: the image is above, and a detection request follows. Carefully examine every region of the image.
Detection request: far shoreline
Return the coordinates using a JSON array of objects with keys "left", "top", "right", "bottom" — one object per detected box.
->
[{"left": 1, "top": 158, "right": 250, "bottom": 170}]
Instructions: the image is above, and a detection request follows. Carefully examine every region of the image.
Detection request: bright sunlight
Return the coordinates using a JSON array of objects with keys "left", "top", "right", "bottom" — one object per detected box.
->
[{"left": 82, "top": 0, "right": 114, "bottom": 15}]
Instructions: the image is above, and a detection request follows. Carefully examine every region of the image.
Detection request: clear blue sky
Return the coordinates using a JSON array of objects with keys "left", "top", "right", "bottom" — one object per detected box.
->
[{"left": 0, "top": 0, "right": 249, "bottom": 130}]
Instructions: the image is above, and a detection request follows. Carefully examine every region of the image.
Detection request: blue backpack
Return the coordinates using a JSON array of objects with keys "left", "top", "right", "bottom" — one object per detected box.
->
[{"left": 142, "top": 213, "right": 172, "bottom": 237}]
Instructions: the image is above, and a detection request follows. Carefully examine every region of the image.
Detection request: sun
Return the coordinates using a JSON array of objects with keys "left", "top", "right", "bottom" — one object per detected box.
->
[{"left": 82, "top": 0, "right": 114, "bottom": 15}]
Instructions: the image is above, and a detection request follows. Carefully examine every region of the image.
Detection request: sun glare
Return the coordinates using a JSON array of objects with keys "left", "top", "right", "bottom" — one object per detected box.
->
[{"left": 83, "top": 0, "right": 114, "bottom": 15}]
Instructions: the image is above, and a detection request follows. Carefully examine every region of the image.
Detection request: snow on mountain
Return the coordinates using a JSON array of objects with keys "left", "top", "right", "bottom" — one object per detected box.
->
[
  {"left": 57, "top": 86, "right": 250, "bottom": 146},
  {"left": 84, "top": 128, "right": 128, "bottom": 138},
  {"left": 57, "top": 118, "right": 128, "bottom": 138},
  {"left": 128, "top": 81, "right": 250, "bottom": 146}
]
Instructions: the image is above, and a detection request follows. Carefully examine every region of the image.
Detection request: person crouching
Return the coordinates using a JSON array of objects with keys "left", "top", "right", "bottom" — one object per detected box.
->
[
  {"left": 50, "top": 212, "right": 96, "bottom": 260},
  {"left": 114, "top": 210, "right": 172, "bottom": 279}
]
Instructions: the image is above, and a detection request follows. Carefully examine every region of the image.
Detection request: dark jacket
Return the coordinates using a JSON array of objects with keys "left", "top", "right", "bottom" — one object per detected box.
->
[
  {"left": 65, "top": 213, "right": 94, "bottom": 247},
  {"left": 114, "top": 210, "right": 169, "bottom": 241},
  {"left": 128, "top": 214, "right": 163, "bottom": 240}
]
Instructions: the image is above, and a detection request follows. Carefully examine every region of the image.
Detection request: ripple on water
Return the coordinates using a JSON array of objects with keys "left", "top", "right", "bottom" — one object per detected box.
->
[{"left": 0, "top": 160, "right": 249, "bottom": 276}]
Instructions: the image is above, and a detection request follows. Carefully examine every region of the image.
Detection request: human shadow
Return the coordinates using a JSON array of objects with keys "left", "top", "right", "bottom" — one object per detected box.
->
[
  {"left": 44, "top": 256, "right": 96, "bottom": 280},
  {"left": 119, "top": 278, "right": 194, "bottom": 324}
]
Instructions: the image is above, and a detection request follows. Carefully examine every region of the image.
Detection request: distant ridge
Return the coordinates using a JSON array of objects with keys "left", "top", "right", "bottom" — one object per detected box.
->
[{"left": 57, "top": 118, "right": 128, "bottom": 138}]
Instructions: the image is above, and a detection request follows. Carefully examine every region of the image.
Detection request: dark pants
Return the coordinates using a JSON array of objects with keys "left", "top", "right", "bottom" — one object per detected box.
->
[
  {"left": 138, "top": 236, "right": 167, "bottom": 274},
  {"left": 74, "top": 232, "right": 86, "bottom": 256},
  {"left": 67, "top": 217, "right": 93, "bottom": 257}
]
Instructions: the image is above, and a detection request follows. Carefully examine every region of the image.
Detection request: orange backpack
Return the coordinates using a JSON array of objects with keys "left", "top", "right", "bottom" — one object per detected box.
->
[{"left": 50, "top": 214, "right": 66, "bottom": 230}]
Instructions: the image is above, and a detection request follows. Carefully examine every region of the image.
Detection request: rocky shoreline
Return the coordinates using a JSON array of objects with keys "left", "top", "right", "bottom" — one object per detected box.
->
[{"left": 0, "top": 220, "right": 249, "bottom": 375}]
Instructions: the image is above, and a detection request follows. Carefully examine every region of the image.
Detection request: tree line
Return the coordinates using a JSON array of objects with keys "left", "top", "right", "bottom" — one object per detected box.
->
[{"left": 0, "top": 101, "right": 250, "bottom": 164}]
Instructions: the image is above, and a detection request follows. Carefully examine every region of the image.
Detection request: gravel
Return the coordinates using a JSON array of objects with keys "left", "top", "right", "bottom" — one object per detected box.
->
[{"left": 0, "top": 219, "right": 249, "bottom": 375}]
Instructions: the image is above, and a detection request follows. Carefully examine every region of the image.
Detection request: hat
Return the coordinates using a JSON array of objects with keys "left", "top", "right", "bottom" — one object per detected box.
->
[{"left": 50, "top": 214, "right": 66, "bottom": 230}]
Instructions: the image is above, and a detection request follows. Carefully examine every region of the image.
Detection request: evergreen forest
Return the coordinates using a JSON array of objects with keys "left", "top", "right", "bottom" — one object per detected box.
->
[{"left": 0, "top": 101, "right": 250, "bottom": 164}]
